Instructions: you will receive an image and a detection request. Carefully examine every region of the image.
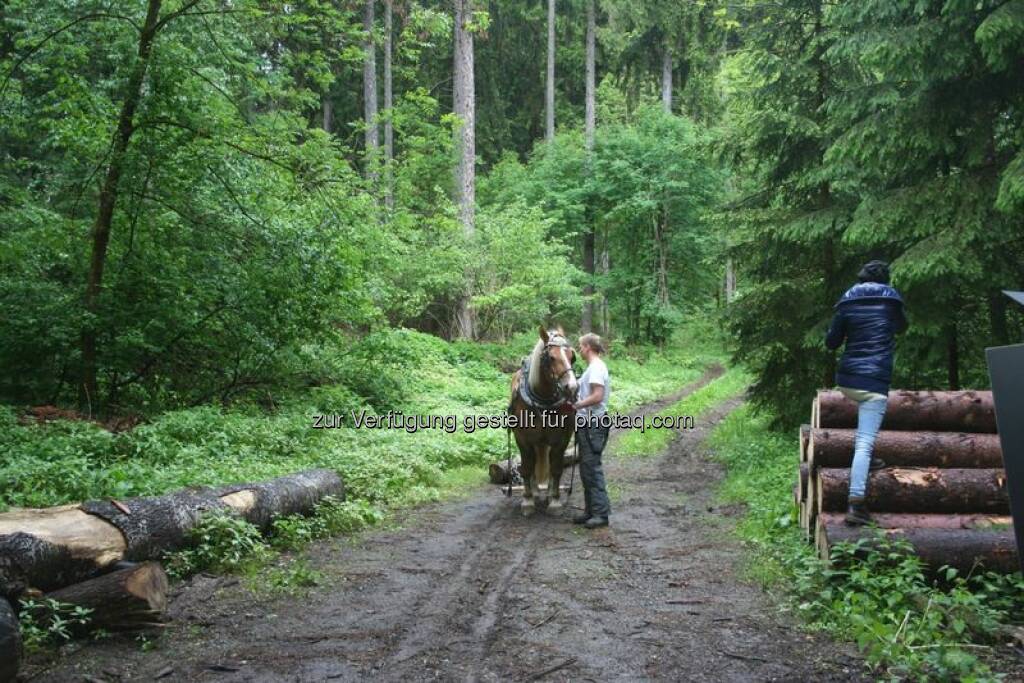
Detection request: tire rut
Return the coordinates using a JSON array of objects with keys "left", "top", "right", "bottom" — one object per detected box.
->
[{"left": 27, "top": 370, "right": 865, "bottom": 683}]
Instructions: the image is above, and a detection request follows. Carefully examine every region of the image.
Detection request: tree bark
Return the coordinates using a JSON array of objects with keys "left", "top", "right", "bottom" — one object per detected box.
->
[
  {"left": 817, "top": 512, "right": 1012, "bottom": 531},
  {"left": 580, "top": 0, "right": 596, "bottom": 333},
  {"left": 661, "top": 44, "right": 672, "bottom": 113},
  {"left": 816, "top": 467, "right": 1009, "bottom": 514},
  {"left": 814, "top": 389, "right": 997, "bottom": 433},
  {"left": 0, "top": 597, "right": 20, "bottom": 683},
  {"left": 453, "top": 0, "right": 476, "bottom": 339},
  {"left": 0, "top": 469, "right": 343, "bottom": 600},
  {"left": 383, "top": 0, "right": 394, "bottom": 211},
  {"left": 799, "top": 423, "right": 811, "bottom": 463},
  {"left": 44, "top": 562, "right": 168, "bottom": 632},
  {"left": 80, "top": 0, "right": 164, "bottom": 412},
  {"left": 654, "top": 208, "right": 669, "bottom": 306},
  {"left": 545, "top": 0, "right": 555, "bottom": 142},
  {"left": 363, "top": 0, "right": 379, "bottom": 178},
  {"left": 322, "top": 97, "right": 333, "bottom": 134},
  {"left": 809, "top": 429, "right": 1003, "bottom": 470},
  {"left": 816, "top": 519, "right": 1018, "bottom": 574},
  {"left": 947, "top": 321, "right": 960, "bottom": 390},
  {"left": 798, "top": 463, "right": 809, "bottom": 502},
  {"left": 724, "top": 258, "right": 736, "bottom": 303}
]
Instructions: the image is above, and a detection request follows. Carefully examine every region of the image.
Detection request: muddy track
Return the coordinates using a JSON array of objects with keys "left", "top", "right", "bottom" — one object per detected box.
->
[{"left": 28, "top": 370, "right": 865, "bottom": 682}]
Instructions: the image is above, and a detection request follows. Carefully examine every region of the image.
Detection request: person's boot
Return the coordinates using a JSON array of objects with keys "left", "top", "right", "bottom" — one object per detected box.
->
[
  {"left": 870, "top": 457, "right": 887, "bottom": 471},
  {"left": 583, "top": 516, "right": 609, "bottom": 529},
  {"left": 844, "top": 498, "right": 871, "bottom": 526},
  {"left": 573, "top": 512, "right": 591, "bottom": 525}
]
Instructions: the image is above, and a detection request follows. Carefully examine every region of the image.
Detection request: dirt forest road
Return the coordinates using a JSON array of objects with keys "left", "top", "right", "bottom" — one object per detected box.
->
[{"left": 29, "top": 370, "right": 865, "bottom": 682}]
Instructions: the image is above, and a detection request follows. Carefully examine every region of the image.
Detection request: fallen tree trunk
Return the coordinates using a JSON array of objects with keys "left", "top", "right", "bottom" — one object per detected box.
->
[
  {"left": 816, "top": 519, "right": 1018, "bottom": 574},
  {"left": 814, "top": 390, "right": 996, "bottom": 433},
  {"left": 817, "top": 467, "right": 1009, "bottom": 514},
  {"left": 809, "top": 429, "right": 1003, "bottom": 470},
  {"left": 816, "top": 512, "right": 1012, "bottom": 530},
  {"left": 0, "top": 469, "right": 342, "bottom": 600},
  {"left": 489, "top": 454, "right": 579, "bottom": 486},
  {"left": 44, "top": 562, "right": 168, "bottom": 632},
  {"left": 489, "top": 459, "right": 520, "bottom": 485},
  {"left": 0, "top": 597, "right": 20, "bottom": 683}
]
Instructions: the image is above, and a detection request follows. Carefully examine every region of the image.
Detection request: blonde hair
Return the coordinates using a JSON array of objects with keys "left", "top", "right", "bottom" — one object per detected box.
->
[{"left": 578, "top": 333, "right": 605, "bottom": 354}]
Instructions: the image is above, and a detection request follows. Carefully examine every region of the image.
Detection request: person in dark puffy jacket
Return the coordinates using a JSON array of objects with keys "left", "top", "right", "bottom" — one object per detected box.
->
[{"left": 825, "top": 260, "right": 908, "bottom": 525}]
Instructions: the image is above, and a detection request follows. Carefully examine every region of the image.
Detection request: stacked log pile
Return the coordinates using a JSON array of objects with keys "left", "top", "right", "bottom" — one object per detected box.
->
[
  {"left": 0, "top": 469, "right": 343, "bottom": 681},
  {"left": 796, "top": 390, "right": 1018, "bottom": 573}
]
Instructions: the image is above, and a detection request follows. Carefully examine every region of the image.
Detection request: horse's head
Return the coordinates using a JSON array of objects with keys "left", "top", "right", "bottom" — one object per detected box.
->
[{"left": 539, "top": 326, "right": 578, "bottom": 401}]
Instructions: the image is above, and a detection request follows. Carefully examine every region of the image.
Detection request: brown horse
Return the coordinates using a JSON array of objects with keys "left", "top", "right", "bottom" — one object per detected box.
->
[{"left": 509, "top": 326, "right": 578, "bottom": 516}]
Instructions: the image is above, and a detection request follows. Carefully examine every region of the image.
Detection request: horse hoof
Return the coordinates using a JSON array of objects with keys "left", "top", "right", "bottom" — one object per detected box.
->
[
  {"left": 521, "top": 501, "right": 535, "bottom": 517},
  {"left": 547, "top": 499, "right": 563, "bottom": 512}
]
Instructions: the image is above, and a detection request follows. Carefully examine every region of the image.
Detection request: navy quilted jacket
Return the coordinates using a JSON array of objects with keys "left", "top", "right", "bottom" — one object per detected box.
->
[{"left": 824, "top": 282, "right": 908, "bottom": 394}]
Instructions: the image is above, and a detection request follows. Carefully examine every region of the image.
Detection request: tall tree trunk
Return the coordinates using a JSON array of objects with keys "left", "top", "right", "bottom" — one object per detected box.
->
[
  {"left": 80, "top": 0, "right": 164, "bottom": 413},
  {"left": 383, "top": 0, "right": 394, "bottom": 211},
  {"left": 545, "top": 0, "right": 556, "bottom": 142},
  {"left": 453, "top": 0, "right": 476, "bottom": 339},
  {"left": 363, "top": 0, "right": 378, "bottom": 178},
  {"left": 661, "top": 44, "right": 672, "bottom": 113},
  {"left": 947, "top": 321, "right": 960, "bottom": 390},
  {"left": 724, "top": 258, "right": 736, "bottom": 303},
  {"left": 580, "top": 0, "right": 597, "bottom": 332},
  {"left": 322, "top": 97, "right": 333, "bottom": 134},
  {"left": 989, "top": 290, "right": 1009, "bottom": 346},
  {"left": 654, "top": 208, "right": 669, "bottom": 305}
]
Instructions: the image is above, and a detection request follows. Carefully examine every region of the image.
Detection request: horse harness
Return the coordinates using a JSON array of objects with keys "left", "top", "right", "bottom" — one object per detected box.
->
[{"left": 504, "top": 335, "right": 578, "bottom": 498}]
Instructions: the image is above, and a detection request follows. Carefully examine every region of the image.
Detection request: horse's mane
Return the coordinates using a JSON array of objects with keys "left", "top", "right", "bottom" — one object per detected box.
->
[{"left": 528, "top": 328, "right": 567, "bottom": 394}]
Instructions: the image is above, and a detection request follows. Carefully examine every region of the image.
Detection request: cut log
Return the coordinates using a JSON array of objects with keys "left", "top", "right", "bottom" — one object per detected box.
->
[
  {"left": 44, "top": 562, "right": 168, "bottom": 632},
  {"left": 489, "top": 454, "right": 578, "bottom": 486},
  {"left": 0, "top": 469, "right": 343, "bottom": 600},
  {"left": 816, "top": 512, "right": 1012, "bottom": 530},
  {"left": 817, "top": 467, "right": 1009, "bottom": 514},
  {"left": 489, "top": 459, "right": 521, "bottom": 485},
  {"left": 814, "top": 390, "right": 996, "bottom": 432},
  {"left": 809, "top": 429, "right": 1003, "bottom": 470},
  {"left": 816, "top": 518, "right": 1018, "bottom": 574},
  {"left": 0, "top": 597, "right": 20, "bottom": 683},
  {"left": 798, "top": 463, "right": 810, "bottom": 503},
  {"left": 799, "top": 423, "right": 811, "bottom": 464}
]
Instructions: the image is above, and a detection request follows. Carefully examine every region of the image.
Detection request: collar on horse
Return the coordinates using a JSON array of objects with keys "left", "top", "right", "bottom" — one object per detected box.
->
[{"left": 517, "top": 337, "right": 574, "bottom": 412}]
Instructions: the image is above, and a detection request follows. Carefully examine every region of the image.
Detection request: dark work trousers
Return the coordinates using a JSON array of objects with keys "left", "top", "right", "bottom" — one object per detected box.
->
[{"left": 578, "top": 423, "right": 611, "bottom": 519}]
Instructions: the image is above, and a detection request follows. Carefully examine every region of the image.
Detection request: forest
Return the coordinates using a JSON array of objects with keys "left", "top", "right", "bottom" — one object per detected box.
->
[{"left": 2, "top": 0, "right": 1024, "bottom": 680}]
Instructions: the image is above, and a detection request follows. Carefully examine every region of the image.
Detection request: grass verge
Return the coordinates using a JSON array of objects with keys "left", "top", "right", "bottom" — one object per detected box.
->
[{"left": 615, "top": 366, "right": 750, "bottom": 458}]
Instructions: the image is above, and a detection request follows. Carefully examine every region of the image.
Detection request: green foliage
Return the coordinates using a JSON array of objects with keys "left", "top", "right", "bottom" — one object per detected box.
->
[
  {"left": 710, "top": 406, "right": 1024, "bottom": 680},
  {"left": 723, "top": 0, "right": 1024, "bottom": 426},
  {"left": 616, "top": 364, "right": 748, "bottom": 458},
  {"left": 17, "top": 599, "right": 94, "bottom": 651},
  {"left": 166, "top": 513, "right": 270, "bottom": 578},
  {"left": 271, "top": 498, "right": 383, "bottom": 550}
]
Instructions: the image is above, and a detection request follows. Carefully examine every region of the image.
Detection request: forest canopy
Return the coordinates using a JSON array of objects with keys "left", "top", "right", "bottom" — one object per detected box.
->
[{"left": 1, "top": 0, "right": 1022, "bottom": 424}]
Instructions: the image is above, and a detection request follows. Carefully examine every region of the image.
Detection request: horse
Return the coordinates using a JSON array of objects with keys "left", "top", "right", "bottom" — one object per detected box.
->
[{"left": 508, "top": 326, "right": 579, "bottom": 516}]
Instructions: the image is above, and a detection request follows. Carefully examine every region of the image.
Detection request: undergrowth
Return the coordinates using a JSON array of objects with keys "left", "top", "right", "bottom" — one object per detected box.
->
[{"left": 709, "top": 404, "right": 1024, "bottom": 682}]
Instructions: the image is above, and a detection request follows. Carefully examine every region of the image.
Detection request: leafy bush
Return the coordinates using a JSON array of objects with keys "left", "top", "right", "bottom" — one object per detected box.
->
[
  {"left": 166, "top": 513, "right": 270, "bottom": 578},
  {"left": 17, "top": 599, "right": 94, "bottom": 650}
]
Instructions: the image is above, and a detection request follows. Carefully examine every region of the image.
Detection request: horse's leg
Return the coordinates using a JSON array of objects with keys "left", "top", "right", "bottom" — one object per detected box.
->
[
  {"left": 516, "top": 435, "right": 535, "bottom": 516},
  {"left": 533, "top": 444, "right": 551, "bottom": 507},
  {"left": 547, "top": 431, "right": 569, "bottom": 512}
]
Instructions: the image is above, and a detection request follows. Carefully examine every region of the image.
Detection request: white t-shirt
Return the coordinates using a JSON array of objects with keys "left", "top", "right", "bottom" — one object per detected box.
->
[{"left": 578, "top": 356, "right": 610, "bottom": 419}]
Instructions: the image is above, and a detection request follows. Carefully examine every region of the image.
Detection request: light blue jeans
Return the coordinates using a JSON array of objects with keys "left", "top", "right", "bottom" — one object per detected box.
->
[{"left": 849, "top": 397, "right": 888, "bottom": 500}]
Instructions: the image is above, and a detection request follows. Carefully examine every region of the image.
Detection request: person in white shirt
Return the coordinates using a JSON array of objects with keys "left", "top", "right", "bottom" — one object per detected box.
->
[{"left": 572, "top": 333, "right": 611, "bottom": 528}]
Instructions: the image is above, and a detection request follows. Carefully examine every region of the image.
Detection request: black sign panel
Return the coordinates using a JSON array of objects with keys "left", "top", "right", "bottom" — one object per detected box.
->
[{"left": 986, "top": 343, "right": 1024, "bottom": 574}]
